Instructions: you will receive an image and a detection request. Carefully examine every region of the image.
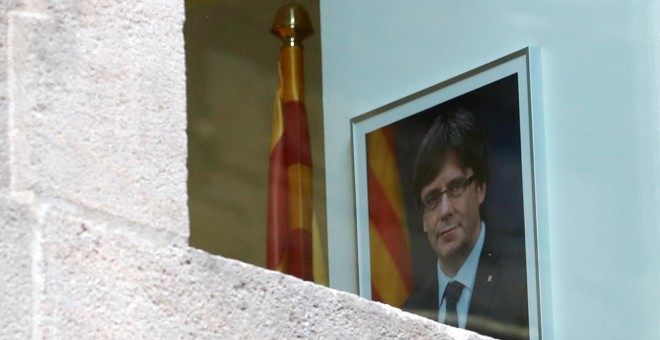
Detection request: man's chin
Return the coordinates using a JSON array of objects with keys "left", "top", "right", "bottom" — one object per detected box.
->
[{"left": 436, "top": 240, "right": 465, "bottom": 261}]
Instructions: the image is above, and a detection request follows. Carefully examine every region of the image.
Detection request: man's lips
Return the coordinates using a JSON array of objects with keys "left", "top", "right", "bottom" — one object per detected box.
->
[{"left": 438, "top": 226, "right": 458, "bottom": 238}]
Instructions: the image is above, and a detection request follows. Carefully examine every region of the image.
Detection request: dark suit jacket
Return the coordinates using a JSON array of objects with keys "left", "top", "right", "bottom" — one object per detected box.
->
[{"left": 402, "top": 234, "right": 529, "bottom": 340}]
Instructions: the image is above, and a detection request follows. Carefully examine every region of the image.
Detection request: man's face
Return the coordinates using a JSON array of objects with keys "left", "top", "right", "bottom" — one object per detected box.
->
[{"left": 420, "top": 153, "right": 486, "bottom": 273}]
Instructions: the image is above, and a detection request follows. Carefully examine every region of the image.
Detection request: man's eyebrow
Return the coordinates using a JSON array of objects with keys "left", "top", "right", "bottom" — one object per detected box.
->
[
  {"left": 446, "top": 177, "right": 464, "bottom": 185},
  {"left": 423, "top": 176, "right": 462, "bottom": 192},
  {"left": 422, "top": 188, "right": 440, "bottom": 198}
]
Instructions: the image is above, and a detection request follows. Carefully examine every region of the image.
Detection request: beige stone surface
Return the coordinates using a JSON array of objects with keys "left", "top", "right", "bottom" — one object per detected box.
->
[
  {"left": 5, "top": 2, "right": 188, "bottom": 234},
  {"left": 34, "top": 201, "right": 487, "bottom": 339},
  {"left": 0, "top": 193, "right": 34, "bottom": 339}
]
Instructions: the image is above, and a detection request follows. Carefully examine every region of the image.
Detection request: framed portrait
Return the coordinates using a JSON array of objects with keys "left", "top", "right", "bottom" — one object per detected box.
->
[{"left": 351, "top": 48, "right": 543, "bottom": 339}]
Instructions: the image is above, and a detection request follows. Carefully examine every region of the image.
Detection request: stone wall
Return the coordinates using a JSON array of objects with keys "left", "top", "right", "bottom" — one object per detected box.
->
[{"left": 0, "top": 1, "right": 486, "bottom": 339}]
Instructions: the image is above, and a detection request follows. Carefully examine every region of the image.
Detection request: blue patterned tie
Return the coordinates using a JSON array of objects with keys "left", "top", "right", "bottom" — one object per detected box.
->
[{"left": 443, "top": 280, "right": 464, "bottom": 328}]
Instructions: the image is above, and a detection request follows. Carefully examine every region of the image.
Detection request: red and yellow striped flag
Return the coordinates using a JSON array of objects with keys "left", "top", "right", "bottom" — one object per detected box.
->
[
  {"left": 367, "top": 125, "right": 414, "bottom": 307},
  {"left": 267, "top": 41, "right": 326, "bottom": 284}
]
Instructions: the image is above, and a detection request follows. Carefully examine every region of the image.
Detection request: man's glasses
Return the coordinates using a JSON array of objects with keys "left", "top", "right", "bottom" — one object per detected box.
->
[{"left": 421, "top": 175, "right": 476, "bottom": 212}]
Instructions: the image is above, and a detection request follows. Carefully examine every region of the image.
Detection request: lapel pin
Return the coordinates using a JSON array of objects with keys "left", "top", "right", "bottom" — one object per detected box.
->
[{"left": 487, "top": 275, "right": 493, "bottom": 282}]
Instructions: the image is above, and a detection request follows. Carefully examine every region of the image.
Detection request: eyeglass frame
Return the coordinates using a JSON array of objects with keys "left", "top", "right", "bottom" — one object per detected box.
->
[{"left": 420, "top": 175, "right": 477, "bottom": 213}]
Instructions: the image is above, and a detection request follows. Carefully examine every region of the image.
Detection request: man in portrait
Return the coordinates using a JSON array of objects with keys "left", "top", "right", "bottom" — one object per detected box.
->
[{"left": 402, "top": 108, "right": 529, "bottom": 340}]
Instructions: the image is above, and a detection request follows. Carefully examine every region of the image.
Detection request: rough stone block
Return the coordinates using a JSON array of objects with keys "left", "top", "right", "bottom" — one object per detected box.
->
[
  {"left": 6, "top": 4, "right": 187, "bottom": 234},
  {"left": 199, "top": 254, "right": 492, "bottom": 339},
  {"left": 37, "top": 201, "right": 488, "bottom": 339},
  {"left": 1, "top": 12, "right": 10, "bottom": 189},
  {"left": 38, "top": 202, "right": 186, "bottom": 338},
  {"left": 0, "top": 193, "right": 35, "bottom": 339}
]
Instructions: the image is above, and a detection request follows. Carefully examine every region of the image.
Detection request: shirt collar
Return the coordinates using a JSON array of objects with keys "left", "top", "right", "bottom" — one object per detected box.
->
[{"left": 438, "top": 221, "right": 486, "bottom": 292}]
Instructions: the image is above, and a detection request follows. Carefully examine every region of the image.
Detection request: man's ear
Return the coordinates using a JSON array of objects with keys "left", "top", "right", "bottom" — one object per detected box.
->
[{"left": 477, "top": 182, "right": 487, "bottom": 205}]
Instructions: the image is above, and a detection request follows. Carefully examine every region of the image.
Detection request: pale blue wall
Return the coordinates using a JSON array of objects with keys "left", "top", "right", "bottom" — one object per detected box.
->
[{"left": 320, "top": 1, "right": 659, "bottom": 339}]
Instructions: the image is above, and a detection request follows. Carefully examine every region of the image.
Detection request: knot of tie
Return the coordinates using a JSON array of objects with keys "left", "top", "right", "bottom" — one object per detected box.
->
[{"left": 443, "top": 280, "right": 464, "bottom": 328}]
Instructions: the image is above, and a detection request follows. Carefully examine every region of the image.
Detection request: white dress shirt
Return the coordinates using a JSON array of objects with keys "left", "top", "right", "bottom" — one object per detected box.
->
[{"left": 437, "top": 222, "right": 486, "bottom": 328}]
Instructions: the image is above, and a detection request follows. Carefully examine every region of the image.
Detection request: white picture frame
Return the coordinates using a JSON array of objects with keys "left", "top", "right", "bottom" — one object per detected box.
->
[{"left": 349, "top": 47, "right": 544, "bottom": 339}]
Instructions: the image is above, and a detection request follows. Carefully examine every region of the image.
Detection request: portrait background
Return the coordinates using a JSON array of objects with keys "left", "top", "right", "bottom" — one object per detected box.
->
[{"left": 382, "top": 74, "right": 525, "bottom": 288}]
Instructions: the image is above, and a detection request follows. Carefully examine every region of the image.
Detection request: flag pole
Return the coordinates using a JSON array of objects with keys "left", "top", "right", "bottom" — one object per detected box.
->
[
  {"left": 268, "top": 3, "right": 324, "bottom": 282},
  {"left": 271, "top": 3, "right": 312, "bottom": 104},
  {"left": 271, "top": 3, "right": 312, "bottom": 48}
]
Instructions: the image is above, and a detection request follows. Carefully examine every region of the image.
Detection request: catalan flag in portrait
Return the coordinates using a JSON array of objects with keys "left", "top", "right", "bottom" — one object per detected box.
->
[
  {"left": 267, "top": 29, "right": 327, "bottom": 285},
  {"left": 367, "top": 125, "right": 414, "bottom": 307}
]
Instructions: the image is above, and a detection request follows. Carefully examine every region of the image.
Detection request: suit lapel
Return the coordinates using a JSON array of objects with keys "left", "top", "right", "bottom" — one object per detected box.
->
[
  {"left": 402, "top": 270, "right": 440, "bottom": 321},
  {"left": 466, "top": 239, "right": 502, "bottom": 331}
]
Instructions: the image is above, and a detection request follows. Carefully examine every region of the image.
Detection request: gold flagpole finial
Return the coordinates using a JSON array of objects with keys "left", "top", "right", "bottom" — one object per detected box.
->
[{"left": 271, "top": 3, "right": 313, "bottom": 47}]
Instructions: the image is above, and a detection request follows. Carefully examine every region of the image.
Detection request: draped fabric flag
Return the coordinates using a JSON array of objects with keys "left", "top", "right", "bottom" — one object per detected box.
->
[
  {"left": 267, "top": 44, "right": 327, "bottom": 284},
  {"left": 367, "top": 125, "right": 414, "bottom": 307}
]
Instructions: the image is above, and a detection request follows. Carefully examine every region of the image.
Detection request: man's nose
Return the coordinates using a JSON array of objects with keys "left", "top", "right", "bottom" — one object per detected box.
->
[{"left": 438, "top": 193, "right": 452, "bottom": 218}]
